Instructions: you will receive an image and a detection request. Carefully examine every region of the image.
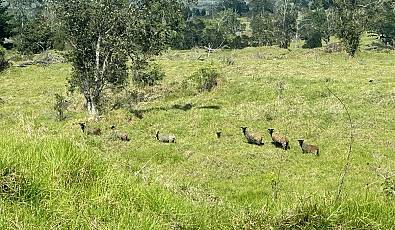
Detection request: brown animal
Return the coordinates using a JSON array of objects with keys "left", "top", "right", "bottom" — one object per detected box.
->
[
  {"left": 268, "top": 128, "right": 289, "bottom": 150},
  {"left": 78, "top": 122, "right": 101, "bottom": 135},
  {"left": 110, "top": 125, "right": 130, "bottom": 141},
  {"left": 216, "top": 131, "right": 222, "bottom": 139},
  {"left": 298, "top": 139, "right": 319, "bottom": 156},
  {"left": 241, "top": 127, "right": 264, "bottom": 146}
]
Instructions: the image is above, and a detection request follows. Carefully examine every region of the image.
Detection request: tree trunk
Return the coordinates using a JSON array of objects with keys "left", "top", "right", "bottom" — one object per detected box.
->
[{"left": 85, "top": 94, "right": 99, "bottom": 118}]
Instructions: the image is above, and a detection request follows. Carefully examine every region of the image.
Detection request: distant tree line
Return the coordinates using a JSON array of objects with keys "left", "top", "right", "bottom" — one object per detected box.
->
[
  {"left": 0, "top": 0, "right": 394, "bottom": 56},
  {"left": 175, "top": 0, "right": 394, "bottom": 55}
]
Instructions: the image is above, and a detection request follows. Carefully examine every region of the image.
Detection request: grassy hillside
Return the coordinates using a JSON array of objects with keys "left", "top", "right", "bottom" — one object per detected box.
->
[{"left": 0, "top": 45, "right": 394, "bottom": 229}]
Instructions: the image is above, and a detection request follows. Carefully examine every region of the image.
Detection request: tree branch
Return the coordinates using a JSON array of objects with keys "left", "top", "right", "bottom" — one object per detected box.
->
[{"left": 325, "top": 81, "right": 354, "bottom": 202}]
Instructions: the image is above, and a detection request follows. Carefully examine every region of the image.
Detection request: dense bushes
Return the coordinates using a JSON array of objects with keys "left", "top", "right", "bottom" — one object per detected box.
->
[
  {"left": 132, "top": 62, "right": 165, "bottom": 87},
  {"left": 192, "top": 66, "right": 220, "bottom": 92}
]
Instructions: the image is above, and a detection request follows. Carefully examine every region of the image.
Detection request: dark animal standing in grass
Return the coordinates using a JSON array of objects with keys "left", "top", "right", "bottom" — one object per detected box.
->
[
  {"left": 241, "top": 127, "right": 264, "bottom": 146},
  {"left": 216, "top": 131, "right": 222, "bottom": 139},
  {"left": 156, "top": 130, "right": 176, "bottom": 143},
  {"left": 298, "top": 139, "right": 319, "bottom": 156},
  {"left": 110, "top": 125, "right": 130, "bottom": 141},
  {"left": 268, "top": 128, "right": 289, "bottom": 150},
  {"left": 78, "top": 123, "right": 101, "bottom": 135}
]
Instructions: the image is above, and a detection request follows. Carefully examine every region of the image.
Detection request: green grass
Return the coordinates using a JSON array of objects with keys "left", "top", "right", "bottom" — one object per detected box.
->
[{"left": 0, "top": 43, "right": 394, "bottom": 229}]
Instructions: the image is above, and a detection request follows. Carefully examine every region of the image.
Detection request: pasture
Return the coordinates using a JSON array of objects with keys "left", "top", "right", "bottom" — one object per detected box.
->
[{"left": 0, "top": 45, "right": 394, "bottom": 229}]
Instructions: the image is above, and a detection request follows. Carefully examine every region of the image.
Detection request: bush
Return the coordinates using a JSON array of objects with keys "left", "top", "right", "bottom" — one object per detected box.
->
[
  {"left": 192, "top": 66, "right": 220, "bottom": 92},
  {"left": 53, "top": 93, "right": 69, "bottom": 121},
  {"left": 0, "top": 47, "right": 9, "bottom": 71},
  {"left": 132, "top": 63, "right": 165, "bottom": 87},
  {"left": 302, "top": 32, "right": 322, "bottom": 48},
  {"left": 231, "top": 35, "right": 250, "bottom": 49}
]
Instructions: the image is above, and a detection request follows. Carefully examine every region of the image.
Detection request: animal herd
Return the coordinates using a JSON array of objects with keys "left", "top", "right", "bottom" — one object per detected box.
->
[
  {"left": 242, "top": 127, "right": 319, "bottom": 155},
  {"left": 77, "top": 122, "right": 319, "bottom": 155}
]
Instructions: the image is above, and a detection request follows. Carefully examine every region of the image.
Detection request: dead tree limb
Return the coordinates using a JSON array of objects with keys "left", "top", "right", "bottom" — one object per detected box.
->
[{"left": 325, "top": 81, "right": 354, "bottom": 202}]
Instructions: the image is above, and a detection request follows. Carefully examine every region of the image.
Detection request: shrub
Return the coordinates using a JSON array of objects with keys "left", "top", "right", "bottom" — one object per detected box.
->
[
  {"left": 191, "top": 66, "right": 220, "bottom": 92},
  {"left": 132, "top": 63, "right": 165, "bottom": 87},
  {"left": 0, "top": 46, "right": 9, "bottom": 71},
  {"left": 302, "top": 32, "right": 323, "bottom": 49},
  {"left": 53, "top": 93, "right": 69, "bottom": 121}
]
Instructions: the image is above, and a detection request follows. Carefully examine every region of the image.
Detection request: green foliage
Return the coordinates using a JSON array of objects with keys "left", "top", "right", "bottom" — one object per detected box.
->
[
  {"left": 191, "top": 65, "right": 220, "bottom": 92},
  {"left": 0, "top": 3, "right": 14, "bottom": 47},
  {"left": 58, "top": 0, "right": 183, "bottom": 116},
  {"left": 299, "top": 8, "right": 331, "bottom": 48},
  {"left": 275, "top": 0, "right": 298, "bottom": 49},
  {"left": 0, "top": 46, "right": 9, "bottom": 71},
  {"left": 180, "top": 17, "right": 206, "bottom": 49},
  {"left": 132, "top": 62, "right": 165, "bottom": 87},
  {"left": 302, "top": 32, "right": 323, "bottom": 48},
  {"left": 171, "top": 9, "right": 246, "bottom": 49},
  {"left": 368, "top": 0, "right": 395, "bottom": 48},
  {"left": 333, "top": 0, "right": 367, "bottom": 57},
  {"left": 250, "top": 0, "right": 297, "bottom": 49},
  {"left": 249, "top": 0, "right": 275, "bottom": 16},
  {"left": 15, "top": 15, "right": 54, "bottom": 54},
  {"left": 218, "top": 0, "right": 249, "bottom": 15},
  {"left": 53, "top": 93, "right": 69, "bottom": 121},
  {"left": 251, "top": 13, "right": 276, "bottom": 46}
]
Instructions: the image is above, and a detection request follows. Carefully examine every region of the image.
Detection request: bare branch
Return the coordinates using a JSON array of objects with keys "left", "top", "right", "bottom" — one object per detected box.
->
[{"left": 325, "top": 81, "right": 354, "bottom": 202}]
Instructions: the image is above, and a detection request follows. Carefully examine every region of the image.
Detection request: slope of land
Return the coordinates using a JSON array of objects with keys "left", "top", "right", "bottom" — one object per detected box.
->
[{"left": 0, "top": 45, "right": 394, "bottom": 229}]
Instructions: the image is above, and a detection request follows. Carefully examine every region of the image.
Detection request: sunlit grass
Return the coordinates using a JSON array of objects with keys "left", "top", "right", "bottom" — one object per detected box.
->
[{"left": 0, "top": 40, "right": 394, "bottom": 228}]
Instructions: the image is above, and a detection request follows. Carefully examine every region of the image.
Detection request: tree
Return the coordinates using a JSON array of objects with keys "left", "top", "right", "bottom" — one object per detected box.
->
[
  {"left": 56, "top": 0, "right": 183, "bottom": 117},
  {"left": 250, "top": 0, "right": 297, "bottom": 49},
  {"left": 333, "top": 0, "right": 367, "bottom": 57},
  {"left": 368, "top": 0, "right": 395, "bottom": 48},
  {"left": 275, "top": 0, "right": 298, "bottom": 49},
  {"left": 183, "top": 17, "right": 206, "bottom": 48},
  {"left": 219, "top": 0, "right": 249, "bottom": 15},
  {"left": 0, "top": 2, "right": 13, "bottom": 46},
  {"left": 15, "top": 14, "right": 54, "bottom": 53},
  {"left": 251, "top": 13, "right": 276, "bottom": 46},
  {"left": 299, "top": 7, "right": 331, "bottom": 48},
  {"left": 6, "top": 0, "right": 44, "bottom": 33},
  {"left": 249, "top": 0, "right": 276, "bottom": 46}
]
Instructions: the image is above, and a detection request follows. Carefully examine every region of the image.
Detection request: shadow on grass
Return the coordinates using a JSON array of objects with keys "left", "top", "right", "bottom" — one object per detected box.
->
[{"left": 130, "top": 103, "right": 221, "bottom": 119}]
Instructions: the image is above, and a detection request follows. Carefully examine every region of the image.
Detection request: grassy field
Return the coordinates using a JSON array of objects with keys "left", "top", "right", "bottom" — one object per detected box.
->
[{"left": 0, "top": 43, "right": 394, "bottom": 229}]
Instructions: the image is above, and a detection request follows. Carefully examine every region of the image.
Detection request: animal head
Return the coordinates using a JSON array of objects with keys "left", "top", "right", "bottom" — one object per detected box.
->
[
  {"left": 241, "top": 127, "right": 247, "bottom": 133},
  {"left": 216, "top": 131, "right": 222, "bottom": 138},
  {"left": 298, "top": 139, "right": 304, "bottom": 146},
  {"left": 268, "top": 128, "right": 274, "bottom": 135},
  {"left": 78, "top": 122, "right": 85, "bottom": 131},
  {"left": 155, "top": 130, "right": 160, "bottom": 138},
  {"left": 110, "top": 125, "right": 116, "bottom": 130}
]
